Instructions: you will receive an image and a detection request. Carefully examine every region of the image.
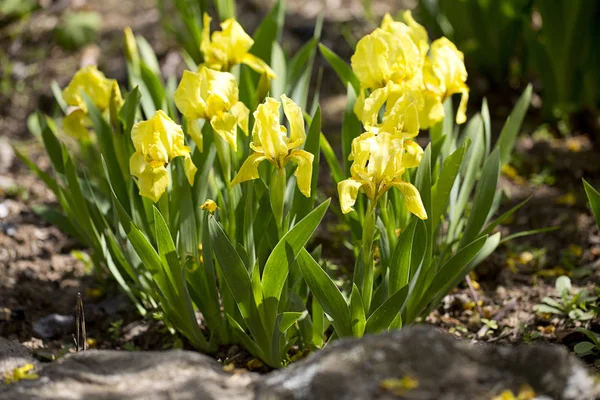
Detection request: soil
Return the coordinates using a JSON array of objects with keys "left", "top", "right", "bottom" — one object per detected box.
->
[{"left": 1, "top": 0, "right": 599, "bottom": 374}]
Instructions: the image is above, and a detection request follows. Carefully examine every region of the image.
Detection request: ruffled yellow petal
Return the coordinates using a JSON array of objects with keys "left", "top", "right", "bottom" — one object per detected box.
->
[
  {"left": 129, "top": 151, "right": 147, "bottom": 178},
  {"left": 351, "top": 30, "right": 392, "bottom": 90},
  {"left": 418, "top": 90, "right": 445, "bottom": 130},
  {"left": 210, "top": 113, "right": 238, "bottom": 151},
  {"left": 391, "top": 181, "right": 427, "bottom": 220},
  {"left": 251, "top": 97, "right": 287, "bottom": 160},
  {"left": 456, "top": 86, "right": 469, "bottom": 125},
  {"left": 63, "top": 109, "right": 90, "bottom": 139},
  {"left": 138, "top": 164, "right": 169, "bottom": 203},
  {"left": 287, "top": 149, "right": 314, "bottom": 197},
  {"left": 183, "top": 154, "right": 197, "bottom": 186},
  {"left": 231, "top": 152, "right": 268, "bottom": 186},
  {"left": 381, "top": 90, "right": 422, "bottom": 138},
  {"left": 62, "top": 65, "right": 114, "bottom": 111},
  {"left": 338, "top": 179, "right": 363, "bottom": 214},
  {"left": 354, "top": 89, "right": 366, "bottom": 121},
  {"left": 360, "top": 84, "right": 389, "bottom": 129},
  {"left": 204, "top": 67, "right": 238, "bottom": 116},
  {"left": 200, "top": 13, "right": 212, "bottom": 61},
  {"left": 281, "top": 94, "right": 305, "bottom": 150},
  {"left": 241, "top": 53, "right": 277, "bottom": 79},
  {"left": 214, "top": 18, "right": 254, "bottom": 65},
  {"left": 131, "top": 110, "right": 187, "bottom": 163},
  {"left": 188, "top": 118, "right": 204, "bottom": 152},
  {"left": 402, "top": 10, "right": 429, "bottom": 57},
  {"left": 230, "top": 101, "right": 249, "bottom": 136},
  {"left": 403, "top": 140, "right": 424, "bottom": 169},
  {"left": 174, "top": 70, "right": 207, "bottom": 120}
]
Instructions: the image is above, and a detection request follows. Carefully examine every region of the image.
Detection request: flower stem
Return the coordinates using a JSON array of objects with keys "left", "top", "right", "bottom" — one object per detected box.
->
[
  {"left": 270, "top": 167, "right": 286, "bottom": 238},
  {"left": 361, "top": 199, "right": 377, "bottom": 313}
]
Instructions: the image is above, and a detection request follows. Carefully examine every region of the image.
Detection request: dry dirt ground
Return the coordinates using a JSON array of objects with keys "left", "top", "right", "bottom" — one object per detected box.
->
[{"left": 1, "top": 0, "right": 599, "bottom": 371}]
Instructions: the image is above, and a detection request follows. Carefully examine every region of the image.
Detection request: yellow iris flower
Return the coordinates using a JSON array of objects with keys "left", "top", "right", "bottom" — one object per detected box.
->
[
  {"left": 129, "top": 110, "right": 197, "bottom": 202},
  {"left": 351, "top": 27, "right": 420, "bottom": 91},
  {"left": 420, "top": 38, "right": 469, "bottom": 128},
  {"left": 231, "top": 95, "right": 314, "bottom": 197},
  {"left": 357, "top": 82, "right": 422, "bottom": 139},
  {"left": 174, "top": 66, "right": 249, "bottom": 151},
  {"left": 61, "top": 65, "right": 123, "bottom": 138},
  {"left": 338, "top": 131, "right": 426, "bottom": 219},
  {"left": 201, "top": 13, "right": 276, "bottom": 78}
]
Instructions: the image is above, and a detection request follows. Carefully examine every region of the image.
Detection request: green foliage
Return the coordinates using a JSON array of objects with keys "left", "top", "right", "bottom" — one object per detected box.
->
[
  {"left": 417, "top": 0, "right": 600, "bottom": 119},
  {"left": 22, "top": 4, "right": 546, "bottom": 368},
  {"left": 54, "top": 11, "right": 102, "bottom": 50},
  {"left": 533, "top": 276, "right": 598, "bottom": 321}
]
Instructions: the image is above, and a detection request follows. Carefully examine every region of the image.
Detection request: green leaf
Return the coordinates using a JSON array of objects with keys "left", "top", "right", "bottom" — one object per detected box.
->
[
  {"left": 31, "top": 204, "right": 80, "bottom": 240},
  {"left": 575, "top": 328, "right": 600, "bottom": 346},
  {"left": 261, "top": 199, "right": 331, "bottom": 334},
  {"left": 270, "top": 42, "right": 287, "bottom": 99},
  {"left": 481, "top": 98, "right": 492, "bottom": 157},
  {"left": 291, "top": 107, "right": 321, "bottom": 221},
  {"left": 496, "top": 84, "right": 532, "bottom": 166},
  {"left": 278, "top": 312, "right": 304, "bottom": 334},
  {"left": 288, "top": 38, "right": 318, "bottom": 84},
  {"left": 54, "top": 11, "right": 101, "bottom": 50},
  {"left": 83, "top": 94, "right": 129, "bottom": 212},
  {"left": 350, "top": 284, "right": 366, "bottom": 337},
  {"left": 119, "top": 86, "right": 141, "bottom": 136},
  {"left": 318, "top": 43, "right": 360, "bottom": 94},
  {"left": 320, "top": 133, "right": 344, "bottom": 184},
  {"left": 451, "top": 115, "right": 484, "bottom": 234},
  {"left": 250, "top": 0, "right": 284, "bottom": 65},
  {"left": 13, "top": 146, "right": 59, "bottom": 195},
  {"left": 341, "top": 84, "right": 362, "bottom": 175},
  {"left": 574, "top": 341, "right": 596, "bottom": 355},
  {"left": 388, "top": 218, "right": 418, "bottom": 295},
  {"left": 140, "top": 62, "right": 166, "bottom": 110},
  {"left": 583, "top": 178, "right": 600, "bottom": 229},
  {"left": 297, "top": 248, "right": 353, "bottom": 337},
  {"left": 499, "top": 226, "right": 558, "bottom": 244},
  {"left": 136, "top": 35, "right": 161, "bottom": 75},
  {"left": 459, "top": 149, "right": 500, "bottom": 248},
  {"left": 40, "top": 114, "right": 64, "bottom": 175},
  {"left": 208, "top": 216, "right": 268, "bottom": 349},
  {"left": 226, "top": 314, "right": 267, "bottom": 365},
  {"left": 467, "top": 232, "right": 501, "bottom": 270},
  {"left": 431, "top": 143, "right": 466, "bottom": 233},
  {"left": 423, "top": 236, "right": 488, "bottom": 304},
  {"left": 481, "top": 196, "right": 531, "bottom": 236},
  {"left": 215, "top": 0, "right": 236, "bottom": 20},
  {"left": 365, "top": 285, "right": 408, "bottom": 334}
]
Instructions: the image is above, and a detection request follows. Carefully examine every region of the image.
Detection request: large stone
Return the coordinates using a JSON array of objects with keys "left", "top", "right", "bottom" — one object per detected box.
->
[
  {"left": 0, "top": 349, "right": 256, "bottom": 400},
  {"left": 256, "top": 325, "right": 599, "bottom": 400},
  {"left": 0, "top": 337, "right": 38, "bottom": 376},
  {"left": 1, "top": 326, "right": 598, "bottom": 399}
]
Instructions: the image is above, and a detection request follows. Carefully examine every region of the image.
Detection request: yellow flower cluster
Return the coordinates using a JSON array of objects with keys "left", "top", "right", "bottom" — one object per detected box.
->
[
  {"left": 232, "top": 95, "right": 314, "bottom": 197},
  {"left": 61, "top": 65, "right": 123, "bottom": 138},
  {"left": 352, "top": 11, "right": 469, "bottom": 129},
  {"left": 338, "top": 131, "right": 425, "bottom": 218},
  {"left": 338, "top": 11, "right": 469, "bottom": 218},
  {"left": 201, "top": 13, "right": 276, "bottom": 78},
  {"left": 174, "top": 67, "right": 249, "bottom": 151},
  {"left": 129, "top": 110, "right": 196, "bottom": 202}
]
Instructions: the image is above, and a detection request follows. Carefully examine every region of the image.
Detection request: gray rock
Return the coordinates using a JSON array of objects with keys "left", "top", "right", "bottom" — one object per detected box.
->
[
  {"left": 1, "top": 326, "right": 598, "bottom": 400},
  {"left": 0, "top": 349, "right": 256, "bottom": 400},
  {"left": 32, "top": 314, "right": 75, "bottom": 340},
  {"left": 256, "top": 325, "right": 599, "bottom": 400},
  {"left": 0, "top": 337, "right": 38, "bottom": 376}
]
